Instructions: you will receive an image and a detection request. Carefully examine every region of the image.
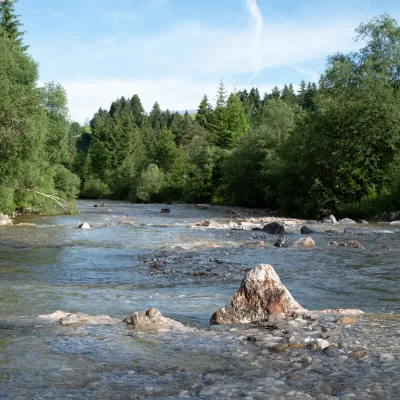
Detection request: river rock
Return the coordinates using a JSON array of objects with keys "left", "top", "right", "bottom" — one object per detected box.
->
[
  {"left": 338, "top": 218, "right": 356, "bottom": 225},
  {"left": 0, "top": 213, "right": 13, "bottom": 226},
  {"left": 339, "top": 241, "right": 365, "bottom": 249},
  {"left": 210, "top": 264, "right": 306, "bottom": 325},
  {"left": 78, "top": 222, "right": 92, "bottom": 229},
  {"left": 259, "top": 222, "right": 285, "bottom": 234},
  {"left": 38, "top": 310, "right": 120, "bottom": 325},
  {"left": 390, "top": 220, "right": 400, "bottom": 225},
  {"left": 123, "top": 308, "right": 189, "bottom": 332},
  {"left": 294, "top": 236, "right": 315, "bottom": 248},
  {"left": 274, "top": 236, "right": 289, "bottom": 248},
  {"left": 160, "top": 208, "right": 171, "bottom": 214},
  {"left": 322, "top": 215, "right": 337, "bottom": 224}
]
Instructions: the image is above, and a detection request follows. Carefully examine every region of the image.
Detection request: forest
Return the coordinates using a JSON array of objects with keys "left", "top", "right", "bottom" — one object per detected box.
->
[{"left": 2, "top": 0, "right": 400, "bottom": 218}]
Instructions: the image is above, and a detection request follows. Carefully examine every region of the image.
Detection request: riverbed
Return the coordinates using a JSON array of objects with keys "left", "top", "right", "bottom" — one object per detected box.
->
[{"left": 0, "top": 200, "right": 399, "bottom": 399}]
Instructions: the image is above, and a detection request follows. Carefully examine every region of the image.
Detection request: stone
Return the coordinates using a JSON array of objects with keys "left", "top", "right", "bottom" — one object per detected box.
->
[
  {"left": 294, "top": 236, "right": 315, "bottom": 248},
  {"left": 322, "top": 215, "right": 338, "bottom": 224},
  {"left": 274, "top": 236, "right": 289, "bottom": 248},
  {"left": 339, "top": 241, "right": 365, "bottom": 249},
  {"left": 377, "top": 244, "right": 391, "bottom": 251},
  {"left": 210, "top": 264, "right": 306, "bottom": 325},
  {"left": 390, "top": 220, "right": 400, "bottom": 225},
  {"left": 123, "top": 308, "right": 190, "bottom": 332},
  {"left": 160, "top": 208, "right": 171, "bottom": 214},
  {"left": 314, "top": 338, "right": 330, "bottom": 350},
  {"left": 320, "top": 329, "right": 341, "bottom": 339},
  {"left": 38, "top": 310, "right": 120, "bottom": 325},
  {"left": 268, "top": 342, "right": 289, "bottom": 353},
  {"left": 349, "top": 351, "right": 366, "bottom": 359},
  {"left": 337, "top": 316, "right": 358, "bottom": 326},
  {"left": 338, "top": 218, "right": 356, "bottom": 225},
  {"left": 261, "top": 222, "right": 285, "bottom": 234},
  {"left": 78, "top": 222, "right": 92, "bottom": 229},
  {"left": 0, "top": 213, "right": 13, "bottom": 226}
]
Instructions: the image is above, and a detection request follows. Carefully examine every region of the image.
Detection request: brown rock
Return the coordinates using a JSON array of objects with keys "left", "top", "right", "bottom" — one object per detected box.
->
[
  {"left": 210, "top": 264, "right": 306, "bottom": 325},
  {"left": 268, "top": 342, "right": 289, "bottom": 353},
  {"left": 290, "top": 343, "right": 305, "bottom": 349},
  {"left": 339, "top": 241, "right": 365, "bottom": 249},
  {"left": 123, "top": 308, "right": 190, "bottom": 332},
  {"left": 337, "top": 316, "right": 358, "bottom": 326},
  {"left": 295, "top": 236, "right": 315, "bottom": 248}
]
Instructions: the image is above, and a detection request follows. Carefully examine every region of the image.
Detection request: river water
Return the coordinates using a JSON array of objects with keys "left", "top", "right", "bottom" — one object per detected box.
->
[{"left": 0, "top": 200, "right": 399, "bottom": 399}]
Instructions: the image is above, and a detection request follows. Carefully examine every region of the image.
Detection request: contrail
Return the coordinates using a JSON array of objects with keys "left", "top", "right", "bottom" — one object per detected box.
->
[{"left": 247, "top": 0, "right": 264, "bottom": 80}]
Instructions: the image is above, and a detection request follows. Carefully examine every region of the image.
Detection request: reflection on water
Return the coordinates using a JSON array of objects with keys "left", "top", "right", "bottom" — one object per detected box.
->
[{"left": 0, "top": 200, "right": 399, "bottom": 398}]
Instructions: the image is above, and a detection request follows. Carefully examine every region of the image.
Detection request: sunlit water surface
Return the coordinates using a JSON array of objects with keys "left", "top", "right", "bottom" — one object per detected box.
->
[{"left": 0, "top": 200, "right": 399, "bottom": 399}]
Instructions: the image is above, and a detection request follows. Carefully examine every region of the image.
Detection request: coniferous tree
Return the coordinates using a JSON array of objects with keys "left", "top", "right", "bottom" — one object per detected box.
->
[
  {"left": 0, "top": 0, "right": 27, "bottom": 50},
  {"left": 195, "top": 95, "right": 213, "bottom": 130},
  {"left": 209, "top": 81, "right": 228, "bottom": 146}
]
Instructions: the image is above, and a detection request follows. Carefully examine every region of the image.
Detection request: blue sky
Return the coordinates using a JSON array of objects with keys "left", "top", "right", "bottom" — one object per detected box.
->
[{"left": 17, "top": 0, "right": 400, "bottom": 123}]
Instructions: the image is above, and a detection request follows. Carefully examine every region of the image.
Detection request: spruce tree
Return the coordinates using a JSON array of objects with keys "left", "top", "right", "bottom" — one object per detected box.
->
[
  {"left": 195, "top": 95, "right": 213, "bottom": 130},
  {"left": 209, "top": 81, "right": 228, "bottom": 146},
  {"left": 0, "top": 0, "right": 27, "bottom": 50}
]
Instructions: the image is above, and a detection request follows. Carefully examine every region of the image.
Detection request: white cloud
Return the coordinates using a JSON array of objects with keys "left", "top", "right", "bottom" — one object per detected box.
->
[
  {"left": 247, "top": 0, "right": 264, "bottom": 79},
  {"left": 41, "top": 9, "right": 361, "bottom": 122},
  {"left": 49, "top": 11, "right": 64, "bottom": 18}
]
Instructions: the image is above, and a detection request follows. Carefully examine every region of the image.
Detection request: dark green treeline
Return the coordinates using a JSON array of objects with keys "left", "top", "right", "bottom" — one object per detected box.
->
[
  {"left": 75, "top": 14, "right": 400, "bottom": 218},
  {"left": 0, "top": 0, "right": 79, "bottom": 214},
  {"left": 2, "top": 2, "right": 400, "bottom": 219}
]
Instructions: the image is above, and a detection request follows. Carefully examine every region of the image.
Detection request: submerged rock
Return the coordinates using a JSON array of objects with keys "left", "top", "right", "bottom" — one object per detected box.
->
[
  {"left": 38, "top": 310, "right": 120, "bottom": 325},
  {"left": 274, "top": 235, "right": 289, "bottom": 248},
  {"left": 210, "top": 264, "right": 306, "bottom": 325},
  {"left": 294, "top": 236, "right": 315, "bottom": 248},
  {"left": 0, "top": 213, "right": 13, "bottom": 226},
  {"left": 123, "top": 308, "right": 190, "bottom": 332},
  {"left": 160, "top": 208, "right": 171, "bottom": 214},
  {"left": 339, "top": 241, "right": 365, "bottom": 249},
  {"left": 78, "top": 222, "right": 92, "bottom": 229}
]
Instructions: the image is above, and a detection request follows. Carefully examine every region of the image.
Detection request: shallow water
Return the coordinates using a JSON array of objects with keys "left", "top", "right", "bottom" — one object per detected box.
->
[{"left": 0, "top": 200, "right": 399, "bottom": 399}]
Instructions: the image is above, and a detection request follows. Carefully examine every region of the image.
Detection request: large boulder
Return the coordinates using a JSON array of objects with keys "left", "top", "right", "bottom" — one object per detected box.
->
[
  {"left": 0, "top": 213, "right": 13, "bottom": 226},
  {"left": 211, "top": 264, "right": 305, "bottom": 325},
  {"left": 260, "top": 222, "right": 285, "bottom": 234},
  {"left": 123, "top": 308, "right": 190, "bottom": 332}
]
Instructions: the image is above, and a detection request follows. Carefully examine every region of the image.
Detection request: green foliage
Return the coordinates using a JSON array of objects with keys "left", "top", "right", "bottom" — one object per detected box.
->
[{"left": 136, "top": 164, "right": 165, "bottom": 202}]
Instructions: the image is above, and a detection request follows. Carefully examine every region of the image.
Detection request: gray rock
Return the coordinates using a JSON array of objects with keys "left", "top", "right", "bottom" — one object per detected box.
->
[
  {"left": 38, "top": 310, "right": 120, "bottom": 325},
  {"left": 337, "top": 218, "right": 356, "bottom": 225},
  {"left": 210, "top": 264, "right": 306, "bottom": 325},
  {"left": 322, "top": 215, "right": 337, "bottom": 224},
  {"left": 274, "top": 236, "right": 289, "bottom": 248},
  {"left": 389, "top": 220, "right": 400, "bottom": 225},
  {"left": 123, "top": 308, "right": 190, "bottom": 332},
  {"left": 261, "top": 222, "right": 285, "bottom": 234},
  {"left": 160, "top": 208, "right": 171, "bottom": 214}
]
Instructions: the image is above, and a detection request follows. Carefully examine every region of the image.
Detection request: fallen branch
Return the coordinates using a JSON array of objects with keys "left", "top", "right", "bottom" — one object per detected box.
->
[{"left": 24, "top": 189, "right": 68, "bottom": 211}]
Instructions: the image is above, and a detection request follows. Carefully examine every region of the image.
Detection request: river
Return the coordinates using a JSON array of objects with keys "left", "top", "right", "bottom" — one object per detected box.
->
[{"left": 0, "top": 200, "right": 399, "bottom": 399}]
